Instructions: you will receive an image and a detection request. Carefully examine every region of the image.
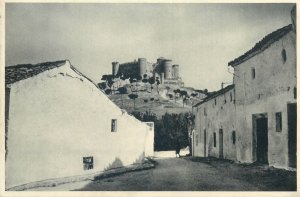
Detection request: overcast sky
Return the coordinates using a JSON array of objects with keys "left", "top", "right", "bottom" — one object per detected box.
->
[{"left": 5, "top": 3, "right": 294, "bottom": 91}]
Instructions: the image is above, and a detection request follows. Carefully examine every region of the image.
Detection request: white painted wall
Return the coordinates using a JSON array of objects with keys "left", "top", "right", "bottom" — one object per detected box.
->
[
  {"left": 233, "top": 31, "right": 296, "bottom": 168},
  {"left": 5, "top": 61, "right": 154, "bottom": 189},
  {"left": 194, "top": 88, "right": 236, "bottom": 161}
]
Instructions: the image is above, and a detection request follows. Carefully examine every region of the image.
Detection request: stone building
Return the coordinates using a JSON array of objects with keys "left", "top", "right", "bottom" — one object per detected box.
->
[
  {"left": 112, "top": 57, "right": 183, "bottom": 87},
  {"left": 193, "top": 6, "right": 296, "bottom": 170},
  {"left": 193, "top": 85, "right": 236, "bottom": 161},
  {"left": 5, "top": 60, "right": 154, "bottom": 190}
]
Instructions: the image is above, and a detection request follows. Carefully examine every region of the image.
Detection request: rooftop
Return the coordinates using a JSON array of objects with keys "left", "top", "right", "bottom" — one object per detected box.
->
[
  {"left": 5, "top": 60, "right": 67, "bottom": 85},
  {"left": 193, "top": 84, "right": 234, "bottom": 108},
  {"left": 228, "top": 24, "right": 293, "bottom": 67}
]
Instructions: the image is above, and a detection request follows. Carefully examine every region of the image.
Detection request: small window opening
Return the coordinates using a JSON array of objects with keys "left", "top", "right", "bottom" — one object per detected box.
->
[
  {"left": 230, "top": 92, "right": 233, "bottom": 102},
  {"left": 282, "top": 49, "right": 287, "bottom": 63},
  {"left": 196, "top": 134, "right": 199, "bottom": 146},
  {"left": 213, "top": 132, "right": 216, "bottom": 147},
  {"left": 232, "top": 131, "right": 236, "bottom": 145},
  {"left": 251, "top": 68, "right": 255, "bottom": 79},
  {"left": 276, "top": 112, "right": 282, "bottom": 132},
  {"left": 204, "top": 108, "right": 207, "bottom": 116},
  {"left": 214, "top": 98, "right": 217, "bottom": 105},
  {"left": 111, "top": 119, "right": 117, "bottom": 132},
  {"left": 83, "top": 156, "right": 93, "bottom": 170},
  {"left": 294, "top": 87, "right": 297, "bottom": 99}
]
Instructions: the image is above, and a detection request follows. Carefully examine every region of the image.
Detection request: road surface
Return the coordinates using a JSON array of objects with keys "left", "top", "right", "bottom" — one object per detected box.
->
[{"left": 73, "top": 157, "right": 296, "bottom": 191}]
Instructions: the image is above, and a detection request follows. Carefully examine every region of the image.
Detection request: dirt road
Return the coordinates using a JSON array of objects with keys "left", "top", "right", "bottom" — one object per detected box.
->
[{"left": 74, "top": 157, "right": 296, "bottom": 191}]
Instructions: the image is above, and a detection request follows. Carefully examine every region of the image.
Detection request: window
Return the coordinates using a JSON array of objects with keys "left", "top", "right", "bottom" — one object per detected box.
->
[
  {"left": 83, "top": 156, "right": 93, "bottom": 170},
  {"left": 204, "top": 108, "right": 207, "bottom": 116},
  {"left": 111, "top": 119, "right": 117, "bottom": 132},
  {"left": 214, "top": 98, "right": 217, "bottom": 105},
  {"left": 251, "top": 68, "right": 255, "bottom": 79},
  {"left": 213, "top": 132, "right": 216, "bottom": 147},
  {"left": 276, "top": 112, "right": 282, "bottom": 132},
  {"left": 230, "top": 92, "right": 233, "bottom": 102},
  {"left": 232, "top": 131, "right": 236, "bottom": 145},
  {"left": 196, "top": 134, "right": 199, "bottom": 146},
  {"left": 282, "top": 49, "right": 287, "bottom": 63},
  {"left": 294, "top": 87, "right": 297, "bottom": 99}
]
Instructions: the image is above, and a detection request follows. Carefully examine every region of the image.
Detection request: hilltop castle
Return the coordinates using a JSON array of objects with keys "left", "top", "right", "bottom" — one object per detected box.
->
[{"left": 112, "top": 57, "right": 183, "bottom": 87}]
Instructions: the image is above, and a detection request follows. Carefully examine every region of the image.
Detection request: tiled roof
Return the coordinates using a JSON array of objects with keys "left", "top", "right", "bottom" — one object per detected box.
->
[
  {"left": 193, "top": 84, "right": 234, "bottom": 107},
  {"left": 228, "top": 24, "right": 293, "bottom": 67},
  {"left": 5, "top": 60, "right": 66, "bottom": 85}
]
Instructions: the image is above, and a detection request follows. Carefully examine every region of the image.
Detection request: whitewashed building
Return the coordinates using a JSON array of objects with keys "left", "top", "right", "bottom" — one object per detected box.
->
[
  {"left": 5, "top": 60, "right": 154, "bottom": 189},
  {"left": 193, "top": 7, "right": 296, "bottom": 170},
  {"left": 193, "top": 85, "right": 236, "bottom": 161},
  {"left": 228, "top": 22, "right": 296, "bottom": 169}
]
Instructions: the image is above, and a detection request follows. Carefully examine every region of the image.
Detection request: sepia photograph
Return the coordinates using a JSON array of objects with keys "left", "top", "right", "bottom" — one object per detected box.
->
[{"left": 1, "top": 1, "right": 298, "bottom": 194}]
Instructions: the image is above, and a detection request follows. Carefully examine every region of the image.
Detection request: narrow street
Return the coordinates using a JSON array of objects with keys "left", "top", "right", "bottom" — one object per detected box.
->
[{"left": 72, "top": 157, "right": 296, "bottom": 191}]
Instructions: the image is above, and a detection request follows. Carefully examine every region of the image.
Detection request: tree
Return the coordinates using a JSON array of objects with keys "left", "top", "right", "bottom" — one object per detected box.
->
[
  {"left": 148, "top": 77, "right": 155, "bottom": 93},
  {"left": 179, "top": 90, "right": 188, "bottom": 107},
  {"left": 167, "top": 94, "right": 173, "bottom": 99},
  {"left": 118, "top": 87, "right": 128, "bottom": 108},
  {"left": 98, "top": 82, "right": 106, "bottom": 90},
  {"left": 101, "top": 75, "right": 114, "bottom": 89},
  {"left": 129, "top": 77, "right": 138, "bottom": 93},
  {"left": 155, "top": 77, "right": 161, "bottom": 94},
  {"left": 105, "top": 89, "right": 112, "bottom": 95},
  {"left": 173, "top": 89, "right": 181, "bottom": 102},
  {"left": 191, "top": 92, "right": 198, "bottom": 97},
  {"left": 136, "top": 75, "right": 142, "bottom": 81},
  {"left": 128, "top": 94, "right": 138, "bottom": 109}
]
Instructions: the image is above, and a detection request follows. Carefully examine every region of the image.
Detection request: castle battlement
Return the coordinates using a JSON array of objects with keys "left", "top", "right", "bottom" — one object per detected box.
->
[{"left": 112, "top": 57, "right": 181, "bottom": 86}]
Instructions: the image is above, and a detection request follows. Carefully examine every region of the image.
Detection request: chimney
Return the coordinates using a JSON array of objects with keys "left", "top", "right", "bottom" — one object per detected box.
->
[{"left": 291, "top": 5, "right": 296, "bottom": 32}]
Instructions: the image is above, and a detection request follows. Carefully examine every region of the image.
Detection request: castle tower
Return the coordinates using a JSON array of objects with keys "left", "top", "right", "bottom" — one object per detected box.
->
[
  {"left": 138, "top": 58, "right": 147, "bottom": 78},
  {"left": 161, "top": 72, "right": 165, "bottom": 84},
  {"left": 112, "top": 62, "right": 119, "bottom": 77},
  {"left": 163, "top": 60, "right": 172, "bottom": 79},
  {"left": 173, "top": 64, "right": 179, "bottom": 79}
]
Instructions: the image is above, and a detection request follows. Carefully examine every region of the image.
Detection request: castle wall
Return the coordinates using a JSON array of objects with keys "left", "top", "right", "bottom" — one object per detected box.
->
[
  {"left": 138, "top": 58, "right": 147, "bottom": 78},
  {"left": 112, "top": 62, "right": 119, "bottom": 76},
  {"left": 163, "top": 60, "right": 173, "bottom": 79}
]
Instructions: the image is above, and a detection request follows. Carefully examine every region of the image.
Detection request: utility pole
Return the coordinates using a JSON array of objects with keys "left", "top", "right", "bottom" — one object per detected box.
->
[{"left": 221, "top": 82, "right": 231, "bottom": 89}]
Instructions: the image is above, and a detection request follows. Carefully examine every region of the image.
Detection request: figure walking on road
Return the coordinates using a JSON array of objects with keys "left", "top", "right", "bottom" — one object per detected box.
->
[{"left": 175, "top": 139, "right": 181, "bottom": 158}]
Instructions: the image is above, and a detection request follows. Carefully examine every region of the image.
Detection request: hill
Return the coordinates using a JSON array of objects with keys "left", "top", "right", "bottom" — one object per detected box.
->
[{"left": 107, "top": 83, "right": 205, "bottom": 117}]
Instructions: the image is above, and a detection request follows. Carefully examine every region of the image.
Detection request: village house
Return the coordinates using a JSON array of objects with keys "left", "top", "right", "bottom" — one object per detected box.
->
[
  {"left": 193, "top": 6, "right": 296, "bottom": 170},
  {"left": 5, "top": 60, "right": 154, "bottom": 190},
  {"left": 229, "top": 20, "right": 296, "bottom": 169},
  {"left": 193, "top": 85, "right": 236, "bottom": 161}
]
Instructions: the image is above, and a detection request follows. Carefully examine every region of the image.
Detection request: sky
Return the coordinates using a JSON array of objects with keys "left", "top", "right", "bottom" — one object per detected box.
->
[{"left": 5, "top": 3, "right": 295, "bottom": 91}]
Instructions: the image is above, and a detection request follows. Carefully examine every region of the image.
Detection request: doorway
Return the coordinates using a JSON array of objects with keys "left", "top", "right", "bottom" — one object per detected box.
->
[
  {"left": 219, "top": 129, "right": 224, "bottom": 159},
  {"left": 288, "top": 103, "right": 297, "bottom": 168},
  {"left": 204, "top": 129, "right": 206, "bottom": 157},
  {"left": 253, "top": 114, "right": 268, "bottom": 164},
  {"left": 192, "top": 132, "right": 195, "bottom": 156}
]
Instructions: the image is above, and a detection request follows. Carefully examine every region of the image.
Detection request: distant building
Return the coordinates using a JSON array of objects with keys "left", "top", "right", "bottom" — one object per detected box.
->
[
  {"left": 112, "top": 57, "right": 183, "bottom": 87},
  {"left": 5, "top": 60, "right": 154, "bottom": 190},
  {"left": 193, "top": 6, "right": 296, "bottom": 170}
]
